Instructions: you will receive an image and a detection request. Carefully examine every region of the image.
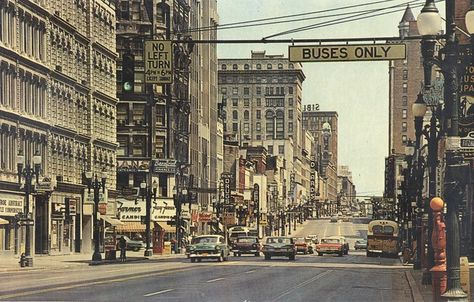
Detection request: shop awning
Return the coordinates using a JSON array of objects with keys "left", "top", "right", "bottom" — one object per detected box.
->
[
  {"left": 157, "top": 222, "right": 176, "bottom": 233},
  {"left": 102, "top": 216, "right": 123, "bottom": 226},
  {"left": 116, "top": 222, "right": 146, "bottom": 232},
  {"left": 0, "top": 218, "right": 9, "bottom": 225}
]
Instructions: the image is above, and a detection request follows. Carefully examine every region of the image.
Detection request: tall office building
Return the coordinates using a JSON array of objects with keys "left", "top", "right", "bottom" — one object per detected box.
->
[{"left": 0, "top": 0, "right": 117, "bottom": 255}]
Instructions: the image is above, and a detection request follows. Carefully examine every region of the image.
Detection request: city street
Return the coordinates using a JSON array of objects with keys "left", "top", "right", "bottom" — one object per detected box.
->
[{"left": 0, "top": 219, "right": 415, "bottom": 302}]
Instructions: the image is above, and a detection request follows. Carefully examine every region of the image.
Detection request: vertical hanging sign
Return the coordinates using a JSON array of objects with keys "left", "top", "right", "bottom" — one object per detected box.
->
[{"left": 144, "top": 40, "right": 173, "bottom": 84}]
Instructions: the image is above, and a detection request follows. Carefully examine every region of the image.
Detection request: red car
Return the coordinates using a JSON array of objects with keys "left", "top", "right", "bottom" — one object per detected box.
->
[
  {"left": 231, "top": 236, "right": 261, "bottom": 256},
  {"left": 316, "top": 237, "right": 345, "bottom": 257},
  {"left": 293, "top": 237, "right": 309, "bottom": 254}
]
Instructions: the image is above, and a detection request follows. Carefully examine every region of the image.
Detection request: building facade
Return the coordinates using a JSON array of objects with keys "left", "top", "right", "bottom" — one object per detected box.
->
[{"left": 0, "top": 0, "right": 117, "bottom": 255}]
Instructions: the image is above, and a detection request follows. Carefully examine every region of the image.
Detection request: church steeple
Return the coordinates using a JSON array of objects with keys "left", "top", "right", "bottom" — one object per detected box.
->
[{"left": 399, "top": 5, "right": 415, "bottom": 39}]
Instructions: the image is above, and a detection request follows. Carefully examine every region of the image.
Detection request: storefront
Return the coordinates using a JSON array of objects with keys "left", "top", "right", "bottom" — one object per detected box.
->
[
  {"left": 152, "top": 197, "right": 175, "bottom": 254},
  {"left": 0, "top": 194, "right": 23, "bottom": 255},
  {"left": 48, "top": 193, "right": 80, "bottom": 255},
  {"left": 116, "top": 198, "right": 147, "bottom": 240}
]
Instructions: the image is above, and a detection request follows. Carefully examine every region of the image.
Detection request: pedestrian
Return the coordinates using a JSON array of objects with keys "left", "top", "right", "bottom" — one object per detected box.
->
[{"left": 119, "top": 236, "right": 127, "bottom": 262}]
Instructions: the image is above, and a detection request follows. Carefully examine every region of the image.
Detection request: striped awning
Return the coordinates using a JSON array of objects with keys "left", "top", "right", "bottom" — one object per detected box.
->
[
  {"left": 116, "top": 222, "right": 146, "bottom": 232},
  {"left": 157, "top": 222, "right": 175, "bottom": 233},
  {"left": 102, "top": 216, "right": 123, "bottom": 226},
  {"left": 0, "top": 218, "right": 9, "bottom": 225}
]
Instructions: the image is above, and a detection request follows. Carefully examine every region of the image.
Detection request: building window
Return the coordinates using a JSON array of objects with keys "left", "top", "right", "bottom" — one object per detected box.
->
[
  {"left": 256, "top": 98, "right": 261, "bottom": 106},
  {"left": 288, "top": 122, "right": 293, "bottom": 132},
  {"left": 256, "top": 135, "right": 261, "bottom": 140},
  {"left": 266, "top": 110, "right": 275, "bottom": 139},
  {"left": 256, "top": 122, "right": 261, "bottom": 131},
  {"left": 268, "top": 145, "right": 273, "bottom": 154},
  {"left": 402, "top": 109, "right": 407, "bottom": 119},
  {"left": 232, "top": 123, "right": 238, "bottom": 132},
  {"left": 289, "top": 63, "right": 294, "bottom": 69},
  {"left": 244, "top": 87, "right": 250, "bottom": 95},
  {"left": 244, "top": 64, "right": 249, "bottom": 70},
  {"left": 232, "top": 87, "right": 238, "bottom": 95},
  {"left": 402, "top": 135, "right": 407, "bottom": 143},
  {"left": 278, "top": 145, "right": 284, "bottom": 154},
  {"left": 256, "top": 110, "right": 261, "bottom": 119},
  {"left": 256, "top": 64, "right": 261, "bottom": 70},
  {"left": 233, "top": 64, "right": 238, "bottom": 70},
  {"left": 256, "top": 87, "right": 261, "bottom": 95},
  {"left": 267, "top": 64, "right": 272, "bottom": 69},
  {"left": 221, "top": 64, "right": 227, "bottom": 70},
  {"left": 233, "top": 110, "right": 238, "bottom": 119},
  {"left": 132, "top": 103, "right": 145, "bottom": 124},
  {"left": 403, "top": 70, "right": 408, "bottom": 80},
  {"left": 232, "top": 98, "right": 238, "bottom": 106},
  {"left": 132, "top": 136, "right": 146, "bottom": 156},
  {"left": 243, "top": 123, "right": 249, "bottom": 133},
  {"left": 221, "top": 87, "right": 227, "bottom": 95},
  {"left": 403, "top": 83, "right": 408, "bottom": 93},
  {"left": 278, "top": 63, "right": 283, "bottom": 70},
  {"left": 288, "top": 109, "right": 293, "bottom": 119},
  {"left": 402, "top": 122, "right": 407, "bottom": 132},
  {"left": 256, "top": 77, "right": 261, "bottom": 83},
  {"left": 402, "top": 96, "right": 407, "bottom": 106},
  {"left": 244, "top": 98, "right": 250, "bottom": 107},
  {"left": 288, "top": 87, "right": 293, "bottom": 94},
  {"left": 275, "top": 110, "right": 284, "bottom": 139},
  {"left": 244, "top": 110, "right": 249, "bottom": 120},
  {"left": 117, "top": 135, "right": 128, "bottom": 156},
  {"left": 288, "top": 98, "right": 293, "bottom": 106}
]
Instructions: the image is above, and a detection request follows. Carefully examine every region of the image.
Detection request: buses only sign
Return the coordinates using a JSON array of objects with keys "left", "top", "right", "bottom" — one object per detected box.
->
[{"left": 144, "top": 40, "right": 173, "bottom": 84}]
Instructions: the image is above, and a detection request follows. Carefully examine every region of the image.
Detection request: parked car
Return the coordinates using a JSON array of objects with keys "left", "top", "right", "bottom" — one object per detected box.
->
[
  {"left": 231, "top": 236, "right": 261, "bottom": 256},
  {"left": 262, "top": 236, "right": 296, "bottom": 260},
  {"left": 316, "top": 236, "right": 346, "bottom": 257},
  {"left": 293, "top": 237, "right": 309, "bottom": 254},
  {"left": 354, "top": 239, "right": 368, "bottom": 250},
  {"left": 117, "top": 235, "right": 143, "bottom": 251},
  {"left": 332, "top": 236, "right": 350, "bottom": 255},
  {"left": 187, "top": 235, "right": 230, "bottom": 262}
]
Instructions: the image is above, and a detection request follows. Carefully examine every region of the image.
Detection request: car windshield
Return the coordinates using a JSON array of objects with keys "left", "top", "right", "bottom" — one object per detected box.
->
[
  {"left": 192, "top": 237, "right": 218, "bottom": 244},
  {"left": 294, "top": 238, "right": 305, "bottom": 243},
  {"left": 267, "top": 237, "right": 291, "bottom": 244},
  {"left": 321, "top": 238, "right": 340, "bottom": 244},
  {"left": 237, "top": 237, "right": 256, "bottom": 243}
]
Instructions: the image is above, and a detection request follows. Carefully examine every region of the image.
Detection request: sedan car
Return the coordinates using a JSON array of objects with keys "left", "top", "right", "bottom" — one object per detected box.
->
[
  {"left": 262, "top": 236, "right": 296, "bottom": 260},
  {"left": 231, "top": 236, "right": 261, "bottom": 256},
  {"left": 187, "top": 235, "right": 230, "bottom": 262},
  {"left": 316, "top": 237, "right": 345, "bottom": 257},
  {"left": 294, "top": 237, "right": 309, "bottom": 254},
  {"left": 354, "top": 239, "right": 368, "bottom": 250},
  {"left": 117, "top": 235, "right": 143, "bottom": 251}
]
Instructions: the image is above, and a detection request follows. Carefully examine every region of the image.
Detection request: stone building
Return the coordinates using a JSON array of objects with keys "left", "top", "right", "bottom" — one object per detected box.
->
[{"left": 0, "top": 0, "right": 117, "bottom": 255}]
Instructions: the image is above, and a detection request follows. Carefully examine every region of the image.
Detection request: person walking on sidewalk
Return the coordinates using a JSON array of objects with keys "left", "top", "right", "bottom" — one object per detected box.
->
[{"left": 119, "top": 236, "right": 127, "bottom": 262}]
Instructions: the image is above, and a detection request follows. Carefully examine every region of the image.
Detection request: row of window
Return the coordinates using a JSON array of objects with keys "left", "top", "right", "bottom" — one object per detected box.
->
[
  {"left": 226, "top": 97, "right": 294, "bottom": 108},
  {"left": 220, "top": 75, "right": 298, "bottom": 84},
  {"left": 226, "top": 121, "right": 294, "bottom": 135},
  {"left": 117, "top": 134, "right": 166, "bottom": 158},
  {"left": 222, "top": 86, "right": 294, "bottom": 96},
  {"left": 0, "top": 131, "right": 46, "bottom": 173},
  {"left": 230, "top": 109, "right": 294, "bottom": 120},
  {"left": 221, "top": 63, "right": 294, "bottom": 71}
]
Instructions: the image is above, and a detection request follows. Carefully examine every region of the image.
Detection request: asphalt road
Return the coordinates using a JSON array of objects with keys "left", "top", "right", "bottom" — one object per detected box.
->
[{"left": 0, "top": 219, "right": 414, "bottom": 302}]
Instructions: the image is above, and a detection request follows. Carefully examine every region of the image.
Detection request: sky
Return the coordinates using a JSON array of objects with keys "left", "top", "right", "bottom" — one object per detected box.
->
[{"left": 216, "top": 0, "right": 446, "bottom": 196}]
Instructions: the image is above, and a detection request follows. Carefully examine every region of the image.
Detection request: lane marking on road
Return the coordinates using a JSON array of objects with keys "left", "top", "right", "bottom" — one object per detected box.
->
[
  {"left": 206, "top": 277, "right": 225, "bottom": 283},
  {"left": 0, "top": 266, "right": 196, "bottom": 300},
  {"left": 245, "top": 269, "right": 256, "bottom": 274},
  {"left": 272, "top": 270, "right": 334, "bottom": 301},
  {"left": 143, "top": 289, "right": 175, "bottom": 297}
]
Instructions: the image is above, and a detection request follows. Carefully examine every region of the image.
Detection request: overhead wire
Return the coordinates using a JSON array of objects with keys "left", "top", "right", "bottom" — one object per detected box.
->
[{"left": 184, "top": 0, "right": 411, "bottom": 34}]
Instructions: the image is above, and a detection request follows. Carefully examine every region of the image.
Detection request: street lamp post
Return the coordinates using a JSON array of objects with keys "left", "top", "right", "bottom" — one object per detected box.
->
[
  {"left": 140, "top": 179, "right": 158, "bottom": 257},
  {"left": 418, "top": 0, "right": 474, "bottom": 299},
  {"left": 404, "top": 141, "right": 415, "bottom": 251},
  {"left": 85, "top": 170, "right": 107, "bottom": 263},
  {"left": 16, "top": 150, "right": 42, "bottom": 267},
  {"left": 413, "top": 93, "right": 427, "bottom": 271}
]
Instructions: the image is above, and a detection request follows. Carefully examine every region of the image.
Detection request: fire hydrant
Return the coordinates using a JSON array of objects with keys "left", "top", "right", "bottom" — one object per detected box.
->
[
  {"left": 430, "top": 197, "right": 447, "bottom": 302},
  {"left": 19, "top": 253, "right": 26, "bottom": 268}
]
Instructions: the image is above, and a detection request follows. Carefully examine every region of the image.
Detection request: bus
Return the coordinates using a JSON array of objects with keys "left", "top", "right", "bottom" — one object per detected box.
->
[
  {"left": 366, "top": 220, "right": 399, "bottom": 258},
  {"left": 228, "top": 226, "right": 258, "bottom": 243}
]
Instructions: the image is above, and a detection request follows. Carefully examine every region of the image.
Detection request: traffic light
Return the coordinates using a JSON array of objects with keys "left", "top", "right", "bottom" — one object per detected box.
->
[{"left": 122, "top": 52, "right": 134, "bottom": 93}]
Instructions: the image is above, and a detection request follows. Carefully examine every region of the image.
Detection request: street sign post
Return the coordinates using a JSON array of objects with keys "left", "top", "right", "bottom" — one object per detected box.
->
[
  {"left": 144, "top": 40, "right": 173, "bottom": 84},
  {"left": 289, "top": 43, "right": 406, "bottom": 62}
]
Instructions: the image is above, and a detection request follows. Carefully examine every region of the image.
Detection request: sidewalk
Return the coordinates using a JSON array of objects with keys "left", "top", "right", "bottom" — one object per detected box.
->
[{"left": 0, "top": 251, "right": 185, "bottom": 272}]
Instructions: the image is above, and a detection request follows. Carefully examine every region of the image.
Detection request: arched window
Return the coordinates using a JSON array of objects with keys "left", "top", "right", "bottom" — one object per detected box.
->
[
  {"left": 222, "top": 64, "right": 227, "bottom": 70},
  {"left": 267, "top": 63, "right": 272, "bottom": 70},
  {"left": 233, "top": 110, "right": 238, "bottom": 120},
  {"left": 256, "top": 64, "right": 261, "bottom": 70},
  {"left": 289, "top": 63, "right": 294, "bottom": 69},
  {"left": 232, "top": 64, "right": 238, "bottom": 70},
  {"left": 244, "top": 64, "right": 250, "bottom": 70},
  {"left": 278, "top": 63, "right": 283, "bottom": 70},
  {"left": 244, "top": 110, "right": 249, "bottom": 120},
  {"left": 266, "top": 110, "right": 275, "bottom": 139},
  {"left": 275, "top": 110, "right": 284, "bottom": 139}
]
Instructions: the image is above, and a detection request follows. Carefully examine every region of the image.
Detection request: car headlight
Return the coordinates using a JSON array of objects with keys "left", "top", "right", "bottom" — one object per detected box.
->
[{"left": 215, "top": 246, "right": 221, "bottom": 251}]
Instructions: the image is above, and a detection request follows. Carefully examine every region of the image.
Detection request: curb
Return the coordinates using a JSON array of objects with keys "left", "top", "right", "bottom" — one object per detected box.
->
[
  {"left": 405, "top": 270, "right": 425, "bottom": 302},
  {"left": 89, "top": 257, "right": 148, "bottom": 266}
]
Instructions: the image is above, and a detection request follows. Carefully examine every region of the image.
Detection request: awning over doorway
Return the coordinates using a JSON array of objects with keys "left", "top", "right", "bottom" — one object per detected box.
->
[
  {"left": 102, "top": 216, "right": 123, "bottom": 226},
  {"left": 157, "top": 222, "right": 175, "bottom": 233},
  {"left": 116, "top": 222, "right": 146, "bottom": 232},
  {"left": 0, "top": 218, "right": 9, "bottom": 225}
]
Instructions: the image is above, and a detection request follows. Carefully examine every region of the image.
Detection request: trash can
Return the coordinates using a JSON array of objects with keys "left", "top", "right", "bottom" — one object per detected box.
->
[
  {"left": 105, "top": 249, "right": 117, "bottom": 260},
  {"left": 163, "top": 241, "right": 171, "bottom": 255}
]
